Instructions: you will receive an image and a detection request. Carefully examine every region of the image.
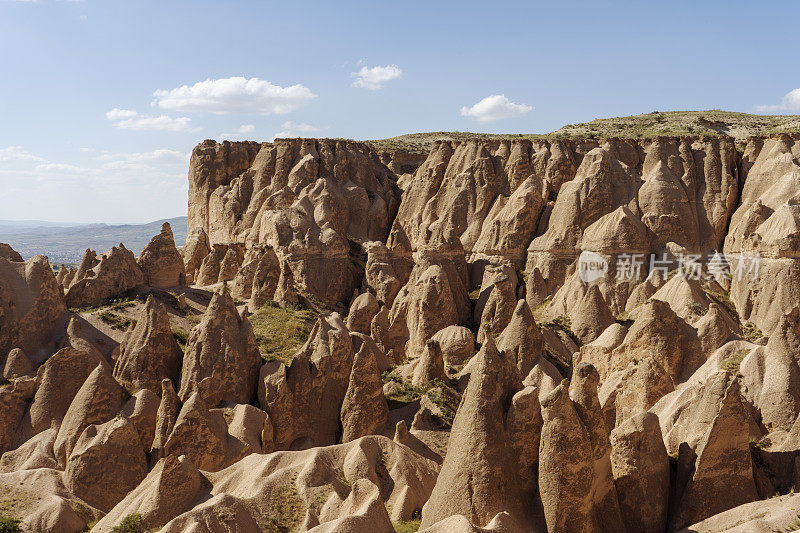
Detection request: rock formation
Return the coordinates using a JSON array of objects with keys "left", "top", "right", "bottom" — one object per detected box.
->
[
  {"left": 114, "top": 295, "right": 183, "bottom": 393},
  {"left": 137, "top": 222, "right": 186, "bottom": 288},
  {"left": 7, "top": 132, "right": 800, "bottom": 531},
  {"left": 65, "top": 244, "right": 144, "bottom": 308},
  {"left": 178, "top": 284, "right": 261, "bottom": 405},
  {"left": 0, "top": 254, "right": 67, "bottom": 363}
]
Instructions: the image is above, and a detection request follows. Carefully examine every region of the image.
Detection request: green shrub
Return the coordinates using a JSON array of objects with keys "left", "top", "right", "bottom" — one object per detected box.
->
[
  {"left": 110, "top": 513, "right": 143, "bottom": 533},
  {"left": 0, "top": 515, "right": 20, "bottom": 533},
  {"left": 721, "top": 348, "right": 749, "bottom": 374},
  {"left": 250, "top": 302, "right": 316, "bottom": 365}
]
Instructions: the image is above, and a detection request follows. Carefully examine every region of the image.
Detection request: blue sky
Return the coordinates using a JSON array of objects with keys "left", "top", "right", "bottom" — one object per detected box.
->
[{"left": 1, "top": 0, "right": 799, "bottom": 223}]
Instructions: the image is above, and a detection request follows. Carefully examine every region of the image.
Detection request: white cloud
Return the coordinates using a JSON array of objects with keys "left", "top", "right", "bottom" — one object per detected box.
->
[
  {"left": 96, "top": 149, "right": 189, "bottom": 166},
  {"left": 152, "top": 77, "right": 317, "bottom": 115},
  {"left": 756, "top": 88, "right": 800, "bottom": 113},
  {"left": 105, "top": 109, "right": 197, "bottom": 132},
  {"left": 106, "top": 108, "right": 138, "bottom": 121},
  {"left": 219, "top": 124, "right": 256, "bottom": 139},
  {"left": 351, "top": 64, "right": 402, "bottom": 90},
  {"left": 34, "top": 162, "right": 97, "bottom": 174},
  {"left": 460, "top": 94, "right": 533, "bottom": 123},
  {"left": 0, "top": 146, "right": 44, "bottom": 162},
  {"left": 274, "top": 121, "right": 326, "bottom": 138},
  {"left": 0, "top": 145, "right": 189, "bottom": 223}
]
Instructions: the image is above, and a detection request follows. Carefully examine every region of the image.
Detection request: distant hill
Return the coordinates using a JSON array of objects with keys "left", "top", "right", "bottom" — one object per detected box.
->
[
  {"left": 367, "top": 110, "right": 800, "bottom": 153},
  {"left": 0, "top": 216, "right": 188, "bottom": 265}
]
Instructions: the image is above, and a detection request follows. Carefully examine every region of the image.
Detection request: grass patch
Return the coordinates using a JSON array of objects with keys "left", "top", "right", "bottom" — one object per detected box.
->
[
  {"left": 750, "top": 436, "right": 773, "bottom": 450},
  {"left": 425, "top": 380, "right": 461, "bottom": 427},
  {"left": 394, "top": 515, "right": 421, "bottom": 533},
  {"left": 111, "top": 513, "right": 144, "bottom": 533},
  {"left": 721, "top": 348, "right": 749, "bottom": 374},
  {"left": 98, "top": 310, "right": 136, "bottom": 331},
  {"left": 73, "top": 293, "right": 141, "bottom": 313},
  {"left": 742, "top": 322, "right": 763, "bottom": 342},
  {"left": 382, "top": 373, "right": 425, "bottom": 409},
  {"left": 0, "top": 516, "right": 19, "bottom": 533},
  {"left": 171, "top": 327, "right": 188, "bottom": 350},
  {"left": 708, "top": 290, "right": 738, "bottom": 318},
  {"left": 251, "top": 301, "right": 316, "bottom": 365},
  {"left": 268, "top": 481, "right": 305, "bottom": 531},
  {"left": 382, "top": 373, "right": 460, "bottom": 427},
  {"left": 688, "top": 303, "right": 708, "bottom": 316}
]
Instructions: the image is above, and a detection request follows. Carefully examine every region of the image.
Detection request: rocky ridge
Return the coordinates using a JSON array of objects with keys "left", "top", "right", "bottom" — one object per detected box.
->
[{"left": 2, "top": 131, "right": 800, "bottom": 531}]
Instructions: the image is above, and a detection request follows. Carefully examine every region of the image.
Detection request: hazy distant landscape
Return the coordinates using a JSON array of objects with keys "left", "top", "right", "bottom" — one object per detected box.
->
[{"left": 0, "top": 216, "right": 187, "bottom": 264}]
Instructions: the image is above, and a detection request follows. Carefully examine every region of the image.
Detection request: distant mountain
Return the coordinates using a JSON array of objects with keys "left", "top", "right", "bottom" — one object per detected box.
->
[
  {"left": 0, "top": 216, "right": 188, "bottom": 265},
  {"left": 0, "top": 219, "right": 88, "bottom": 229}
]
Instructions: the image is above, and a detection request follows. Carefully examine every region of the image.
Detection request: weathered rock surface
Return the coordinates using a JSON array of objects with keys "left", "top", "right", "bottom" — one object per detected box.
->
[
  {"left": 178, "top": 284, "right": 260, "bottom": 406},
  {"left": 64, "top": 417, "right": 148, "bottom": 512},
  {"left": 0, "top": 254, "right": 67, "bottom": 363},
  {"left": 610, "top": 411, "right": 670, "bottom": 533},
  {"left": 65, "top": 244, "right": 144, "bottom": 308},
  {"left": 420, "top": 335, "right": 537, "bottom": 528},
  {"left": 259, "top": 313, "right": 354, "bottom": 449},
  {"left": 114, "top": 295, "right": 183, "bottom": 394},
  {"left": 137, "top": 222, "right": 186, "bottom": 288},
  {"left": 340, "top": 343, "right": 388, "bottom": 442}
]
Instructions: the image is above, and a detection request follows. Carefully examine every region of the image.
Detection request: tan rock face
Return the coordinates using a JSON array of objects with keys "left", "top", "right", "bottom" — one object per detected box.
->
[
  {"left": 341, "top": 343, "right": 388, "bottom": 442},
  {"left": 12, "top": 132, "right": 800, "bottom": 531},
  {"left": 610, "top": 412, "right": 670, "bottom": 533},
  {"left": 25, "top": 347, "right": 103, "bottom": 440},
  {"left": 53, "top": 363, "right": 124, "bottom": 466},
  {"left": 137, "top": 222, "right": 186, "bottom": 288},
  {"left": 0, "top": 255, "right": 67, "bottom": 363},
  {"left": 64, "top": 417, "right": 148, "bottom": 513},
  {"left": 430, "top": 325, "right": 475, "bottom": 367},
  {"left": 420, "top": 335, "right": 536, "bottom": 529},
  {"left": 92, "top": 455, "right": 203, "bottom": 533},
  {"left": 0, "top": 243, "right": 23, "bottom": 262},
  {"left": 259, "top": 313, "right": 355, "bottom": 449},
  {"left": 182, "top": 228, "right": 210, "bottom": 285},
  {"left": 187, "top": 138, "right": 400, "bottom": 306},
  {"left": 394, "top": 140, "right": 545, "bottom": 268},
  {"left": 231, "top": 243, "right": 279, "bottom": 310},
  {"left": 114, "top": 295, "right": 183, "bottom": 394},
  {"left": 178, "top": 285, "right": 260, "bottom": 406},
  {"left": 725, "top": 135, "right": 800, "bottom": 335},
  {"left": 668, "top": 372, "right": 759, "bottom": 530},
  {"left": 65, "top": 244, "right": 144, "bottom": 308}
]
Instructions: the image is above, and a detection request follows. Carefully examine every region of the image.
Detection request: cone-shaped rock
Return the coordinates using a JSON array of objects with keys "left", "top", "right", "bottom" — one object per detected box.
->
[
  {"left": 150, "top": 379, "right": 180, "bottom": 461},
  {"left": 114, "top": 295, "right": 183, "bottom": 394},
  {"left": 669, "top": 372, "right": 759, "bottom": 530},
  {"left": 420, "top": 333, "right": 532, "bottom": 528},
  {"left": 412, "top": 339, "right": 447, "bottom": 388},
  {"left": 2, "top": 348, "right": 33, "bottom": 379},
  {"left": 54, "top": 363, "right": 124, "bottom": 466},
  {"left": 341, "top": 344, "right": 389, "bottom": 443},
  {"left": 164, "top": 392, "right": 228, "bottom": 472},
  {"left": 137, "top": 222, "right": 186, "bottom": 289},
  {"left": 178, "top": 284, "right": 260, "bottom": 406},
  {"left": 497, "top": 299, "right": 544, "bottom": 377},
  {"left": 347, "top": 292, "right": 380, "bottom": 335},
  {"left": 64, "top": 417, "right": 148, "bottom": 513},
  {"left": 539, "top": 379, "right": 597, "bottom": 532},
  {"left": 570, "top": 284, "right": 616, "bottom": 345},
  {"left": 568, "top": 362, "right": 625, "bottom": 531},
  {"left": 92, "top": 454, "right": 203, "bottom": 533},
  {"left": 610, "top": 412, "right": 669, "bottom": 533}
]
